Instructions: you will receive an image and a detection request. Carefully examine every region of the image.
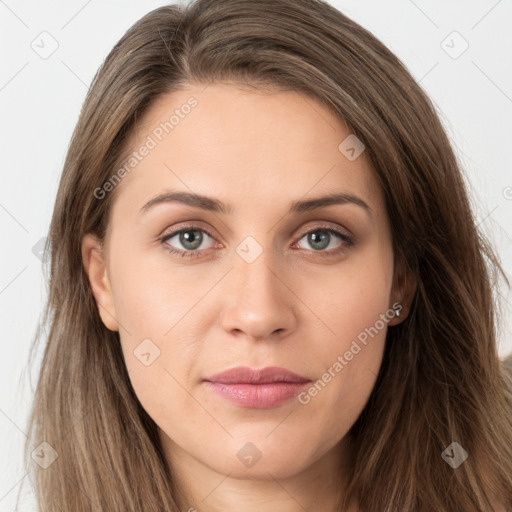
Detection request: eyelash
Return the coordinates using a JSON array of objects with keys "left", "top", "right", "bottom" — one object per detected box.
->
[{"left": 159, "top": 223, "right": 354, "bottom": 260}]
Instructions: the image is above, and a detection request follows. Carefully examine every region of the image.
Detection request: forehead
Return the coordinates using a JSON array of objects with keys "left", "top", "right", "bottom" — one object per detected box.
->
[{"left": 109, "top": 82, "right": 385, "bottom": 219}]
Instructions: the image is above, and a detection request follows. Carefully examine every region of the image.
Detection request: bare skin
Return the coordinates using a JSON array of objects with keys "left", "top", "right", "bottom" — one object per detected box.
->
[{"left": 82, "top": 82, "right": 415, "bottom": 512}]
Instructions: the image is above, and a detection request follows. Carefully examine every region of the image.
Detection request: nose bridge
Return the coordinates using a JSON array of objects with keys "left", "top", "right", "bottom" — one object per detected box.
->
[
  {"left": 220, "top": 234, "right": 296, "bottom": 340},
  {"left": 237, "top": 239, "right": 279, "bottom": 297}
]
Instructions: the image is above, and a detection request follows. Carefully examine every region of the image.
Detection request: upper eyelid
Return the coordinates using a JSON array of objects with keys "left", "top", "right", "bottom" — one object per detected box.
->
[
  {"left": 162, "top": 220, "right": 349, "bottom": 236},
  {"left": 160, "top": 221, "right": 216, "bottom": 239}
]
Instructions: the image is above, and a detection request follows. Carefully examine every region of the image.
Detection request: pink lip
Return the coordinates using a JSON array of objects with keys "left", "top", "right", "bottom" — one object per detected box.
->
[{"left": 203, "top": 366, "right": 311, "bottom": 409}]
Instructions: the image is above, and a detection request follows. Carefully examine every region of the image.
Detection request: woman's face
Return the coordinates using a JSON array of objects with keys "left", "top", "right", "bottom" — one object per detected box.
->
[{"left": 83, "top": 82, "right": 408, "bottom": 484}]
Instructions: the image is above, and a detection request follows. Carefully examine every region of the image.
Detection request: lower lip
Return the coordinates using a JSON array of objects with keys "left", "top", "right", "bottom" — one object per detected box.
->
[{"left": 203, "top": 381, "right": 310, "bottom": 408}]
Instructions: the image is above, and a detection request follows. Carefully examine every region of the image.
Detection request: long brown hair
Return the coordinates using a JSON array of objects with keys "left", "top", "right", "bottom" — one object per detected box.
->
[{"left": 24, "top": 0, "right": 512, "bottom": 510}]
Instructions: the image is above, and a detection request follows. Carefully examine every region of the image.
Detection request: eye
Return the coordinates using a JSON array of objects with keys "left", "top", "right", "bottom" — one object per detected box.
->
[
  {"left": 160, "top": 226, "right": 216, "bottom": 258},
  {"left": 295, "top": 227, "right": 353, "bottom": 254},
  {"left": 159, "top": 223, "right": 354, "bottom": 259}
]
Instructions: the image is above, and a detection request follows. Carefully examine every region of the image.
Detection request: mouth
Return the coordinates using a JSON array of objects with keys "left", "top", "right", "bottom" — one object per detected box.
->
[{"left": 203, "top": 366, "right": 312, "bottom": 409}]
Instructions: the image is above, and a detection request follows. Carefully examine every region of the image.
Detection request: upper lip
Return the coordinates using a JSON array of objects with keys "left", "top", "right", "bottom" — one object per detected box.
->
[{"left": 203, "top": 366, "right": 311, "bottom": 384}]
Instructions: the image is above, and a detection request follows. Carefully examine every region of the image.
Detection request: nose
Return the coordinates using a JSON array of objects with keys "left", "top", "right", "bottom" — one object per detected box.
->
[{"left": 220, "top": 245, "right": 298, "bottom": 342}]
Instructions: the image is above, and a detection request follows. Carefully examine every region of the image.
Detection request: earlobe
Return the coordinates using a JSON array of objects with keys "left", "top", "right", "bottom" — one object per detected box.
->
[
  {"left": 389, "top": 263, "right": 417, "bottom": 326},
  {"left": 81, "top": 233, "right": 119, "bottom": 332}
]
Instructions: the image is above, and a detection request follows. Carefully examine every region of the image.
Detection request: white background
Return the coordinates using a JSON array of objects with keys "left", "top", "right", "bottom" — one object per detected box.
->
[{"left": 1, "top": 0, "right": 511, "bottom": 509}]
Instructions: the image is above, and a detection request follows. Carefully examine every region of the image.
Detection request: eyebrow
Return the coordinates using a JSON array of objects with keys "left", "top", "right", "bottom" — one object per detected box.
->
[{"left": 139, "top": 190, "right": 371, "bottom": 216}]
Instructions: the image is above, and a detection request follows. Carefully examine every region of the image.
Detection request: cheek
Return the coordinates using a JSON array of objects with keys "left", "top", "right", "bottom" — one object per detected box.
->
[
  {"left": 306, "top": 238, "right": 393, "bottom": 349},
  {"left": 115, "top": 294, "right": 199, "bottom": 435},
  {"left": 109, "top": 250, "right": 200, "bottom": 338},
  {"left": 107, "top": 254, "right": 208, "bottom": 424},
  {"left": 297, "top": 297, "right": 388, "bottom": 449},
  {"left": 296, "top": 243, "right": 392, "bottom": 425}
]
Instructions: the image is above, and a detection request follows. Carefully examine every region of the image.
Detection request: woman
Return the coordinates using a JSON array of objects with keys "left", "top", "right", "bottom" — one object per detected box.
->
[{"left": 25, "top": 0, "right": 512, "bottom": 510}]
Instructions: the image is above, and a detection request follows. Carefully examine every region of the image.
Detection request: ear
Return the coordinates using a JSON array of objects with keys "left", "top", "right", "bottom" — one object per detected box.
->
[
  {"left": 388, "top": 259, "right": 416, "bottom": 326},
  {"left": 81, "top": 233, "right": 119, "bottom": 332}
]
